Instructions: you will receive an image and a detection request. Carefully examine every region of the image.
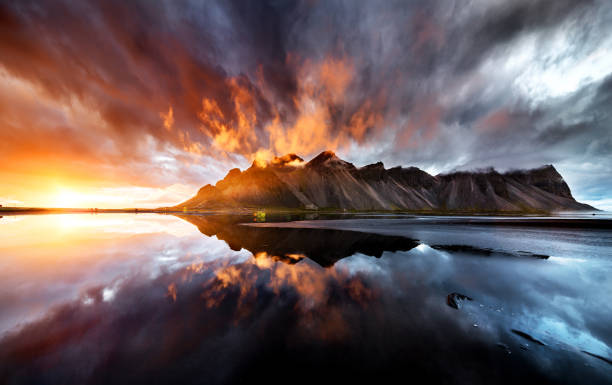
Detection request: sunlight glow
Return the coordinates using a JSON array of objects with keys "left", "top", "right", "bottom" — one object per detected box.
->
[
  {"left": 12, "top": 183, "right": 198, "bottom": 209},
  {"left": 53, "top": 189, "right": 88, "bottom": 208}
]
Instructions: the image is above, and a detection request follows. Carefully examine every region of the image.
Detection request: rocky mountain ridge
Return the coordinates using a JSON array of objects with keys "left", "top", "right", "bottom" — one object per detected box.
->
[{"left": 176, "top": 151, "right": 595, "bottom": 212}]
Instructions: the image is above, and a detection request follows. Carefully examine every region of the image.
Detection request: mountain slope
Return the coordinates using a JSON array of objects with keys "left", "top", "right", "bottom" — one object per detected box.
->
[{"left": 175, "top": 151, "right": 595, "bottom": 212}]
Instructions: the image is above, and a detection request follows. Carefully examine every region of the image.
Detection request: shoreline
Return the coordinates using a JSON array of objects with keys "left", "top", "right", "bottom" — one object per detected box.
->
[{"left": 0, "top": 206, "right": 605, "bottom": 219}]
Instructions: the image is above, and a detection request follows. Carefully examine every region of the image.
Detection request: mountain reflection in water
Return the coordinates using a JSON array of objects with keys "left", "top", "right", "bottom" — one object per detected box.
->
[
  {"left": 0, "top": 213, "right": 611, "bottom": 385},
  {"left": 177, "top": 214, "right": 420, "bottom": 266}
]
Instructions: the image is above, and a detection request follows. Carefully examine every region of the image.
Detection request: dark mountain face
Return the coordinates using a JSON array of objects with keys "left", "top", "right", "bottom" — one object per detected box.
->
[
  {"left": 176, "top": 151, "right": 595, "bottom": 212},
  {"left": 505, "top": 165, "right": 574, "bottom": 199}
]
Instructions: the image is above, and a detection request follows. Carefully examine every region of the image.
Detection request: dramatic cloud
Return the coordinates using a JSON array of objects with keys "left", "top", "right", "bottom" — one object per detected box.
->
[{"left": 0, "top": 0, "right": 611, "bottom": 207}]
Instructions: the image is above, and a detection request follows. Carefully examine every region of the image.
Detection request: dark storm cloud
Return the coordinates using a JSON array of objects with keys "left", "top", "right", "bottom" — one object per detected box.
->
[
  {"left": 452, "top": 0, "right": 594, "bottom": 71},
  {"left": 0, "top": 0, "right": 297, "bottom": 158},
  {"left": 0, "top": 0, "right": 610, "bottom": 204}
]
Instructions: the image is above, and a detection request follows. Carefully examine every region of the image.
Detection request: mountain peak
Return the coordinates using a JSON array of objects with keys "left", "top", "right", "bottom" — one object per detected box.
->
[
  {"left": 504, "top": 164, "right": 572, "bottom": 199},
  {"left": 306, "top": 150, "right": 355, "bottom": 170},
  {"left": 310, "top": 150, "right": 338, "bottom": 162},
  {"left": 505, "top": 164, "right": 560, "bottom": 178},
  {"left": 538, "top": 164, "right": 558, "bottom": 173},
  {"left": 362, "top": 161, "right": 385, "bottom": 170}
]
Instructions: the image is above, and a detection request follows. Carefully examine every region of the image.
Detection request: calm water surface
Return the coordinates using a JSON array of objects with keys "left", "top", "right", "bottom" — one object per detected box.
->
[{"left": 0, "top": 213, "right": 611, "bottom": 384}]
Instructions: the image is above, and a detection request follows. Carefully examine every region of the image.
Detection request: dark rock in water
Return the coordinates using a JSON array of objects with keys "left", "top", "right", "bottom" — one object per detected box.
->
[
  {"left": 582, "top": 351, "right": 612, "bottom": 366},
  {"left": 173, "top": 150, "right": 595, "bottom": 212},
  {"left": 496, "top": 343, "right": 512, "bottom": 354},
  {"left": 446, "top": 292, "right": 473, "bottom": 309},
  {"left": 433, "top": 245, "right": 550, "bottom": 260},
  {"left": 511, "top": 329, "right": 546, "bottom": 346},
  {"left": 516, "top": 251, "right": 550, "bottom": 259},
  {"left": 433, "top": 244, "right": 495, "bottom": 256}
]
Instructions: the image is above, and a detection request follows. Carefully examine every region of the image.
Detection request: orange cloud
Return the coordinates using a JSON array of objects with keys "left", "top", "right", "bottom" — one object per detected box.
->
[
  {"left": 191, "top": 56, "right": 369, "bottom": 163},
  {"left": 265, "top": 57, "right": 356, "bottom": 157},
  {"left": 161, "top": 106, "right": 174, "bottom": 131},
  {"left": 197, "top": 78, "right": 263, "bottom": 155},
  {"left": 166, "top": 283, "right": 178, "bottom": 302}
]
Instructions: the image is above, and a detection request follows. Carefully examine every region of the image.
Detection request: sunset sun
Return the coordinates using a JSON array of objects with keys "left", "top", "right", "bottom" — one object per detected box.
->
[{"left": 53, "top": 189, "right": 86, "bottom": 208}]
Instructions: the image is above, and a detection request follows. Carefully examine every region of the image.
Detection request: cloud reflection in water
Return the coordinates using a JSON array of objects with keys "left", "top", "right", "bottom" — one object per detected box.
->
[{"left": 0, "top": 214, "right": 611, "bottom": 384}]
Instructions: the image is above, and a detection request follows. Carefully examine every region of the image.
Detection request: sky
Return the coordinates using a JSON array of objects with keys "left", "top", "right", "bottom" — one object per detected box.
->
[{"left": 0, "top": 0, "right": 611, "bottom": 209}]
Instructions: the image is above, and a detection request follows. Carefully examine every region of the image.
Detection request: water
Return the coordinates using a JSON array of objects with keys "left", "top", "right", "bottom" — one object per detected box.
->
[{"left": 0, "top": 213, "right": 611, "bottom": 384}]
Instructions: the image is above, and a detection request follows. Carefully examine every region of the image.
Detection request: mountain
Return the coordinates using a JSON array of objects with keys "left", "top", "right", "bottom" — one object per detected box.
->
[{"left": 175, "top": 151, "right": 595, "bottom": 213}]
